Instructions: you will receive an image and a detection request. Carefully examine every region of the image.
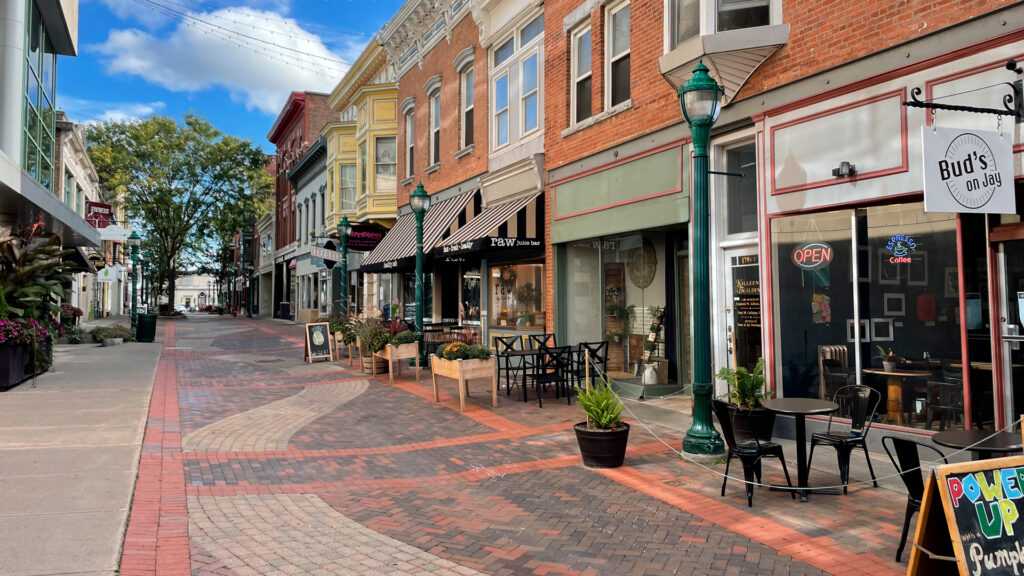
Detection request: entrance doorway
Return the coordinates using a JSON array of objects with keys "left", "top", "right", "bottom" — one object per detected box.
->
[
  {"left": 997, "top": 239, "right": 1024, "bottom": 426},
  {"left": 723, "top": 248, "right": 762, "bottom": 372}
]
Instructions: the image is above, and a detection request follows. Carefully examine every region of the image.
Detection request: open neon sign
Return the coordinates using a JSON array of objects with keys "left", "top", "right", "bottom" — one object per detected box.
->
[{"left": 791, "top": 242, "right": 833, "bottom": 270}]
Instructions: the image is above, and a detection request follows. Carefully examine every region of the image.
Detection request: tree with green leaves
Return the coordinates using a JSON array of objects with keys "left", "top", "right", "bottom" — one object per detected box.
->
[{"left": 87, "top": 113, "right": 271, "bottom": 307}]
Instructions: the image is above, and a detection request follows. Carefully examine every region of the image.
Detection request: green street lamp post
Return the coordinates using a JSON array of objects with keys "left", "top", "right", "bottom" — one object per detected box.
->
[
  {"left": 409, "top": 183, "right": 431, "bottom": 366},
  {"left": 127, "top": 231, "right": 141, "bottom": 332},
  {"left": 142, "top": 251, "right": 151, "bottom": 309},
  {"left": 679, "top": 61, "right": 724, "bottom": 455},
  {"left": 337, "top": 215, "right": 352, "bottom": 318}
]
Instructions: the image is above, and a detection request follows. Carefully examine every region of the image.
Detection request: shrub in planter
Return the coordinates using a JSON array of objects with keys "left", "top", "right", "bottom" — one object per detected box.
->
[
  {"left": 65, "top": 324, "right": 85, "bottom": 344},
  {"left": 574, "top": 376, "right": 630, "bottom": 468},
  {"left": 436, "top": 342, "right": 491, "bottom": 361},
  {"left": 390, "top": 330, "right": 420, "bottom": 346},
  {"left": 351, "top": 315, "right": 389, "bottom": 373}
]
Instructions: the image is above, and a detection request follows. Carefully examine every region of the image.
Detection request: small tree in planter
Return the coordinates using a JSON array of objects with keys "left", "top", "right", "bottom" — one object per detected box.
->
[
  {"left": 379, "top": 330, "right": 421, "bottom": 385},
  {"left": 351, "top": 315, "right": 389, "bottom": 374},
  {"left": 430, "top": 342, "right": 496, "bottom": 412},
  {"left": 574, "top": 375, "right": 630, "bottom": 468},
  {"left": 715, "top": 358, "right": 775, "bottom": 442}
]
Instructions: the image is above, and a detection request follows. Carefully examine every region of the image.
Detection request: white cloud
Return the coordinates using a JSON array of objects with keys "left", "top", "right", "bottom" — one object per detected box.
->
[
  {"left": 87, "top": 0, "right": 294, "bottom": 29},
  {"left": 90, "top": 6, "right": 351, "bottom": 115},
  {"left": 60, "top": 97, "right": 167, "bottom": 123}
]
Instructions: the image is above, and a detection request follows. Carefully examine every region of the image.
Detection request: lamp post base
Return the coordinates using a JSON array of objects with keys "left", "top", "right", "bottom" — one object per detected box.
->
[
  {"left": 682, "top": 381, "right": 724, "bottom": 455},
  {"left": 682, "top": 429, "right": 724, "bottom": 455}
]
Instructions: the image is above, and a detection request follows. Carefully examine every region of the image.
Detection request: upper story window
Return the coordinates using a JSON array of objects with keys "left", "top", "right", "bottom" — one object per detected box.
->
[
  {"left": 375, "top": 136, "right": 397, "bottom": 191},
  {"left": 494, "top": 74, "right": 509, "bottom": 148},
  {"left": 320, "top": 189, "right": 325, "bottom": 226},
  {"left": 310, "top": 197, "right": 316, "bottom": 238},
  {"left": 296, "top": 204, "right": 302, "bottom": 242},
  {"left": 571, "top": 26, "right": 592, "bottom": 124},
  {"left": 22, "top": 1, "right": 57, "bottom": 192},
  {"left": 75, "top": 185, "right": 83, "bottom": 216},
  {"left": 668, "top": 0, "right": 771, "bottom": 50},
  {"left": 339, "top": 165, "right": 356, "bottom": 211},
  {"left": 606, "top": 1, "right": 630, "bottom": 107},
  {"left": 404, "top": 108, "right": 415, "bottom": 177},
  {"left": 489, "top": 13, "right": 544, "bottom": 151},
  {"left": 63, "top": 171, "right": 73, "bottom": 205},
  {"left": 429, "top": 92, "right": 441, "bottom": 165},
  {"left": 521, "top": 53, "right": 539, "bottom": 134},
  {"left": 461, "top": 68, "right": 474, "bottom": 148},
  {"left": 359, "top": 141, "right": 368, "bottom": 196}
]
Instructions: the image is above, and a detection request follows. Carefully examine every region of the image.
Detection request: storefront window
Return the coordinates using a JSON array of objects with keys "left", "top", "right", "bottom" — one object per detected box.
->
[
  {"left": 403, "top": 272, "right": 433, "bottom": 324},
  {"left": 604, "top": 234, "right": 667, "bottom": 374},
  {"left": 490, "top": 263, "right": 545, "bottom": 328},
  {"left": 566, "top": 241, "right": 602, "bottom": 344},
  {"left": 771, "top": 202, "right": 962, "bottom": 429},
  {"left": 462, "top": 268, "right": 481, "bottom": 324}
]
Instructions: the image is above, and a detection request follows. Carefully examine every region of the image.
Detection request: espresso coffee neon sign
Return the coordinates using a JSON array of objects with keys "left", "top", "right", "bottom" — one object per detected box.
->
[
  {"left": 792, "top": 242, "right": 833, "bottom": 270},
  {"left": 886, "top": 234, "right": 916, "bottom": 264}
]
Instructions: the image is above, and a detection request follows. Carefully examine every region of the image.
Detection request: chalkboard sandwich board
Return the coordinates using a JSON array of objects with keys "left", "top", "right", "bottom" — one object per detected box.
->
[
  {"left": 304, "top": 322, "right": 332, "bottom": 363},
  {"left": 909, "top": 455, "right": 1024, "bottom": 576}
]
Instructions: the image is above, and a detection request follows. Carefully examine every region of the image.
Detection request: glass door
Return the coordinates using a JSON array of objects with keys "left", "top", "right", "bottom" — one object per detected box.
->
[
  {"left": 998, "top": 239, "right": 1024, "bottom": 426},
  {"left": 724, "top": 248, "right": 762, "bottom": 372}
]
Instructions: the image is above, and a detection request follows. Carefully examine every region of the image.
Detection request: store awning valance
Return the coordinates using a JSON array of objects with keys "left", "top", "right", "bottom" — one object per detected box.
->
[
  {"left": 63, "top": 247, "right": 97, "bottom": 274},
  {"left": 361, "top": 190, "right": 475, "bottom": 272},
  {"left": 435, "top": 191, "right": 542, "bottom": 257}
]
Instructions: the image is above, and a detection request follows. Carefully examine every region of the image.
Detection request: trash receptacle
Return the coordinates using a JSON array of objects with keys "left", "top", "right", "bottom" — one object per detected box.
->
[{"left": 136, "top": 313, "right": 157, "bottom": 343}]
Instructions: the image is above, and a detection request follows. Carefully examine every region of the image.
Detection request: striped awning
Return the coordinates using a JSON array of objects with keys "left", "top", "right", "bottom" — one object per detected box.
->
[
  {"left": 436, "top": 191, "right": 542, "bottom": 256},
  {"left": 361, "top": 190, "right": 475, "bottom": 271}
]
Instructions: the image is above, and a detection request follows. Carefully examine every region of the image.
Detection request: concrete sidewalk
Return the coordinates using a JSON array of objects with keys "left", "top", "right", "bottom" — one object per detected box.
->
[{"left": 0, "top": 332, "right": 161, "bottom": 576}]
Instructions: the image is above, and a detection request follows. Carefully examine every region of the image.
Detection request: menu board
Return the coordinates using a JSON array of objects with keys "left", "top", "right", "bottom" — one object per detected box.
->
[
  {"left": 909, "top": 456, "right": 1024, "bottom": 575},
  {"left": 304, "top": 322, "right": 332, "bottom": 363}
]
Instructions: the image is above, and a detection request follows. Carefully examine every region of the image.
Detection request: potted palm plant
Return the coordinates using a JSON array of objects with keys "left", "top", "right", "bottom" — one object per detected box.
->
[
  {"left": 574, "top": 376, "right": 630, "bottom": 468},
  {"left": 715, "top": 357, "right": 775, "bottom": 441},
  {"left": 351, "top": 315, "right": 389, "bottom": 373}
]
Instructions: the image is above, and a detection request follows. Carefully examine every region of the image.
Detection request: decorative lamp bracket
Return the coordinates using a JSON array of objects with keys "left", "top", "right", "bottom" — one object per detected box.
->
[{"left": 902, "top": 60, "right": 1023, "bottom": 124}]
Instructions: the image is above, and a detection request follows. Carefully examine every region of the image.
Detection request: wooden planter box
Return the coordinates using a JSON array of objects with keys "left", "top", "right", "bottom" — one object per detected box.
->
[
  {"left": 430, "top": 355, "right": 497, "bottom": 413},
  {"left": 374, "top": 342, "right": 421, "bottom": 385}
]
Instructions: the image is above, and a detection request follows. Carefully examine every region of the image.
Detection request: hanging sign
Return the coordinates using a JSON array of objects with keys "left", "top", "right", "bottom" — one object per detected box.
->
[
  {"left": 908, "top": 456, "right": 1024, "bottom": 576},
  {"left": 85, "top": 202, "right": 113, "bottom": 228},
  {"left": 347, "top": 224, "right": 387, "bottom": 252},
  {"left": 923, "top": 127, "right": 1015, "bottom": 214},
  {"left": 791, "top": 242, "right": 833, "bottom": 270},
  {"left": 96, "top": 265, "right": 120, "bottom": 283}
]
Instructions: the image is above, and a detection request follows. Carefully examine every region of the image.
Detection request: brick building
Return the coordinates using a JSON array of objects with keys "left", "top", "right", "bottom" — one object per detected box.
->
[
  {"left": 545, "top": 0, "right": 1024, "bottom": 432},
  {"left": 266, "top": 91, "right": 332, "bottom": 319}
]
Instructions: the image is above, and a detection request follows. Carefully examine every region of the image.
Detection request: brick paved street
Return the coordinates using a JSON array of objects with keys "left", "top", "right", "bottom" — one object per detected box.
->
[{"left": 120, "top": 315, "right": 911, "bottom": 576}]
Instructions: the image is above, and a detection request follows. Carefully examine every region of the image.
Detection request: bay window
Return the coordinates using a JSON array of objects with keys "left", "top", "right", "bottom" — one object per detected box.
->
[
  {"left": 339, "top": 165, "right": 356, "bottom": 211},
  {"left": 375, "top": 136, "right": 397, "bottom": 191}
]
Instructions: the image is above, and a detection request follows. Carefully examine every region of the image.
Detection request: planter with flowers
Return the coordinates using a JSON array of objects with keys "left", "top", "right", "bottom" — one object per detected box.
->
[
  {"left": 378, "top": 330, "right": 421, "bottom": 385},
  {"left": 60, "top": 304, "right": 83, "bottom": 326},
  {"left": 430, "top": 341, "right": 496, "bottom": 412}
]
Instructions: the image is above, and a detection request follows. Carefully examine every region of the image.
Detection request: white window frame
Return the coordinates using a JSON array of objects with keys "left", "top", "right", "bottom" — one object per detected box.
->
[
  {"left": 605, "top": 0, "right": 630, "bottom": 109},
  {"left": 570, "top": 25, "right": 592, "bottom": 125},
  {"left": 663, "top": 0, "right": 780, "bottom": 53},
  {"left": 374, "top": 135, "right": 397, "bottom": 190},
  {"left": 520, "top": 49, "right": 540, "bottom": 136},
  {"left": 404, "top": 109, "right": 415, "bottom": 178},
  {"left": 460, "top": 67, "right": 474, "bottom": 149},
  {"left": 339, "top": 164, "right": 356, "bottom": 212},
  {"left": 429, "top": 92, "right": 441, "bottom": 166},
  {"left": 493, "top": 72, "right": 510, "bottom": 149}
]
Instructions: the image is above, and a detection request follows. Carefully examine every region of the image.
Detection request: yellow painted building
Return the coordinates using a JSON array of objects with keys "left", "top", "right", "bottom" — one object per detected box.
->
[
  {"left": 325, "top": 42, "right": 398, "bottom": 229},
  {"left": 324, "top": 41, "right": 398, "bottom": 314}
]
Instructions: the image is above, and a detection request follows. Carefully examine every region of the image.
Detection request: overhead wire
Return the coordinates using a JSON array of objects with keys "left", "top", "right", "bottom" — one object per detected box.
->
[{"left": 125, "top": 0, "right": 347, "bottom": 79}]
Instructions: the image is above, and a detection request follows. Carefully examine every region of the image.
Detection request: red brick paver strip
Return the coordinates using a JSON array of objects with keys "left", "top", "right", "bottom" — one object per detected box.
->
[{"left": 120, "top": 316, "right": 909, "bottom": 575}]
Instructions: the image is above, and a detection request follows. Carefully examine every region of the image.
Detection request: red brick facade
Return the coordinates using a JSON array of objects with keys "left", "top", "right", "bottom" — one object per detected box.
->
[
  {"left": 396, "top": 15, "right": 488, "bottom": 207},
  {"left": 268, "top": 92, "right": 332, "bottom": 251}
]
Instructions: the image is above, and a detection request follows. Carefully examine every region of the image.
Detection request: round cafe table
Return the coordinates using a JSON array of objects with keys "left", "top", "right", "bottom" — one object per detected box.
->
[
  {"left": 862, "top": 368, "right": 930, "bottom": 426},
  {"left": 762, "top": 397, "right": 839, "bottom": 502},
  {"left": 932, "top": 429, "right": 1024, "bottom": 460}
]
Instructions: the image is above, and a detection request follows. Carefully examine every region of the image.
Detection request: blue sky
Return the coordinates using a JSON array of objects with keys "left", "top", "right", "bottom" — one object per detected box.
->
[{"left": 59, "top": 0, "right": 406, "bottom": 151}]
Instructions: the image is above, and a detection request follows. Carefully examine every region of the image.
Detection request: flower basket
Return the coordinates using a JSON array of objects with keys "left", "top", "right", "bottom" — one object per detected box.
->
[{"left": 429, "top": 355, "right": 497, "bottom": 413}]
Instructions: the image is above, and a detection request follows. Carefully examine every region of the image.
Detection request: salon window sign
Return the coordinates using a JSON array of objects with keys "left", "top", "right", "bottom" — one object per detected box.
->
[
  {"left": 791, "top": 242, "right": 833, "bottom": 270},
  {"left": 923, "top": 126, "right": 1015, "bottom": 214}
]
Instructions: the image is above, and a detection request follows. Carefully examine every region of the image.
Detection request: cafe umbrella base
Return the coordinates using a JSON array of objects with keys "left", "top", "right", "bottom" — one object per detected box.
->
[{"left": 574, "top": 422, "right": 631, "bottom": 469}]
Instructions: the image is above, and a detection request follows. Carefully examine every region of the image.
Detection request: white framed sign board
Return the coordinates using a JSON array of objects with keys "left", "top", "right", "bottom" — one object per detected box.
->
[{"left": 922, "top": 126, "right": 1015, "bottom": 214}]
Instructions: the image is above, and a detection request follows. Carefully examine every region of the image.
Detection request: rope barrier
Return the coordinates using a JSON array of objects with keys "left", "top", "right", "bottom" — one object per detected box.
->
[{"left": 583, "top": 354, "right": 1024, "bottom": 491}]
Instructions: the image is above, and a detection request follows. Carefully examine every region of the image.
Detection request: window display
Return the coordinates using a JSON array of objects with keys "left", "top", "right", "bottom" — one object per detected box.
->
[
  {"left": 462, "top": 268, "right": 481, "bottom": 324},
  {"left": 490, "top": 263, "right": 545, "bottom": 328}
]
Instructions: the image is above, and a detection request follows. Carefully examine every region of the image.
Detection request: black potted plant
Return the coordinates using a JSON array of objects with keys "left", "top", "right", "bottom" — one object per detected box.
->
[
  {"left": 715, "top": 357, "right": 775, "bottom": 441},
  {"left": 875, "top": 345, "right": 903, "bottom": 372},
  {"left": 574, "top": 375, "right": 630, "bottom": 468}
]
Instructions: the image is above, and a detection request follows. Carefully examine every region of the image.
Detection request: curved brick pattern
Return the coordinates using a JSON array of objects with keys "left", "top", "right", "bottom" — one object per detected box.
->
[
  {"left": 179, "top": 387, "right": 298, "bottom": 436},
  {"left": 188, "top": 494, "right": 488, "bottom": 576},
  {"left": 289, "top": 382, "right": 499, "bottom": 450},
  {"left": 182, "top": 380, "right": 369, "bottom": 452}
]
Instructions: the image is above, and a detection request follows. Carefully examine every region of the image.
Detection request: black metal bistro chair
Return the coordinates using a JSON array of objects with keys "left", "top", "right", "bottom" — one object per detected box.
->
[
  {"left": 572, "top": 341, "right": 608, "bottom": 392},
  {"left": 807, "top": 385, "right": 880, "bottom": 494},
  {"left": 711, "top": 400, "right": 795, "bottom": 507},
  {"left": 493, "top": 335, "right": 523, "bottom": 395},
  {"left": 527, "top": 333, "right": 557, "bottom": 350},
  {"left": 524, "top": 345, "right": 572, "bottom": 408},
  {"left": 881, "top": 436, "right": 948, "bottom": 562}
]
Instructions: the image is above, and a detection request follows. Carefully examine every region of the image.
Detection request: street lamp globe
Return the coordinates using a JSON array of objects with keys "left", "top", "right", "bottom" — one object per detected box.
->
[
  {"left": 678, "top": 60, "right": 722, "bottom": 127},
  {"left": 409, "top": 183, "right": 431, "bottom": 215},
  {"left": 127, "top": 230, "right": 141, "bottom": 248},
  {"left": 337, "top": 215, "right": 352, "bottom": 239}
]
